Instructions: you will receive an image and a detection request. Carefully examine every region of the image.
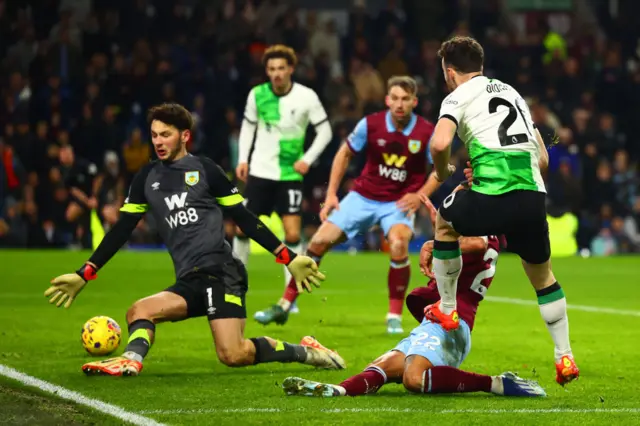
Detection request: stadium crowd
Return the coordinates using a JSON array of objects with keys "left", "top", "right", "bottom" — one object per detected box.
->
[{"left": 0, "top": 0, "right": 638, "bottom": 255}]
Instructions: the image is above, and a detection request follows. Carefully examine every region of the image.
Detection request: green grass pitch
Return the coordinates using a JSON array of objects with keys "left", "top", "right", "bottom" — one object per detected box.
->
[{"left": 1, "top": 250, "right": 639, "bottom": 425}]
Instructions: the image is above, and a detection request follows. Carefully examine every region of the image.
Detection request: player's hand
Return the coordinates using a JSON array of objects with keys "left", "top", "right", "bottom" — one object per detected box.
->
[
  {"left": 464, "top": 161, "right": 473, "bottom": 187},
  {"left": 276, "top": 247, "right": 325, "bottom": 293},
  {"left": 396, "top": 193, "right": 421, "bottom": 216},
  {"left": 434, "top": 163, "right": 457, "bottom": 182},
  {"left": 44, "top": 264, "right": 97, "bottom": 308},
  {"left": 319, "top": 194, "right": 339, "bottom": 222},
  {"left": 236, "top": 163, "right": 249, "bottom": 183},
  {"left": 293, "top": 160, "right": 310, "bottom": 175},
  {"left": 418, "top": 194, "right": 437, "bottom": 227},
  {"left": 419, "top": 240, "right": 435, "bottom": 278}
]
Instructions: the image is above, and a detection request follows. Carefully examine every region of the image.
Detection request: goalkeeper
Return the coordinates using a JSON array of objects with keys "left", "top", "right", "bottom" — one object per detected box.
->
[{"left": 44, "top": 103, "right": 343, "bottom": 376}]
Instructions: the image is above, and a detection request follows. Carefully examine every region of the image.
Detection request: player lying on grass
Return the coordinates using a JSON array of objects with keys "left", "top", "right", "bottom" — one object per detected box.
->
[
  {"left": 255, "top": 75, "right": 443, "bottom": 334},
  {"left": 282, "top": 191, "right": 546, "bottom": 398},
  {"left": 44, "top": 103, "right": 345, "bottom": 376}
]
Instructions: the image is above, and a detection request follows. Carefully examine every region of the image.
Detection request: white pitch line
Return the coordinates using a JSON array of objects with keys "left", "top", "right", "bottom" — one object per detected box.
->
[
  {"left": 485, "top": 296, "right": 640, "bottom": 317},
  {"left": 139, "top": 407, "right": 640, "bottom": 415},
  {"left": 0, "top": 364, "right": 165, "bottom": 426}
]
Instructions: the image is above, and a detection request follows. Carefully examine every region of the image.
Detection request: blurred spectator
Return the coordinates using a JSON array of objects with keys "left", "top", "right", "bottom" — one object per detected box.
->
[
  {"left": 0, "top": 0, "right": 637, "bottom": 254},
  {"left": 122, "top": 127, "right": 150, "bottom": 179}
]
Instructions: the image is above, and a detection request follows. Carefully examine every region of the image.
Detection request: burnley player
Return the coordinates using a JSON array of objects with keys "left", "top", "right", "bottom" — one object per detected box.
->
[
  {"left": 234, "top": 45, "right": 332, "bottom": 306},
  {"left": 427, "top": 36, "right": 579, "bottom": 385},
  {"left": 255, "top": 76, "right": 444, "bottom": 334},
  {"left": 44, "top": 103, "right": 345, "bottom": 376},
  {"left": 282, "top": 199, "right": 545, "bottom": 398}
]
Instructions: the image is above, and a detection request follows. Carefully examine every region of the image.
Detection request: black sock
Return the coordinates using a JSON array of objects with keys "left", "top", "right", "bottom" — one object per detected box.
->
[
  {"left": 124, "top": 319, "right": 155, "bottom": 362},
  {"left": 250, "top": 337, "right": 307, "bottom": 365}
]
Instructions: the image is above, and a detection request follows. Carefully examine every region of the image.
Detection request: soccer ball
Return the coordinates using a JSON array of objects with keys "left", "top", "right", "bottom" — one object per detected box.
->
[{"left": 81, "top": 316, "right": 121, "bottom": 356}]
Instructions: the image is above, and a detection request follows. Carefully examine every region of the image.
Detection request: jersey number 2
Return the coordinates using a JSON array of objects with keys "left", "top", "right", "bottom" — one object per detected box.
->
[
  {"left": 488, "top": 97, "right": 532, "bottom": 147},
  {"left": 470, "top": 248, "right": 499, "bottom": 298}
]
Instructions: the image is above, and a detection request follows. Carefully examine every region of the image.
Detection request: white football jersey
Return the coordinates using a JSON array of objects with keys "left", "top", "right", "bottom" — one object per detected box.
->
[
  {"left": 239, "top": 82, "right": 328, "bottom": 182},
  {"left": 439, "top": 76, "right": 545, "bottom": 195}
]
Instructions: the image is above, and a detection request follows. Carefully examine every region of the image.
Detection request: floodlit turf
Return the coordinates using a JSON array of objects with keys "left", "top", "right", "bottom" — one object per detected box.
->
[{"left": 1, "top": 250, "right": 639, "bottom": 425}]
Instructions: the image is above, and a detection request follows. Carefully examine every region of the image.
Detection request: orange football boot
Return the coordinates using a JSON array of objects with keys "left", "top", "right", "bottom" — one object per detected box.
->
[
  {"left": 555, "top": 355, "right": 580, "bottom": 386},
  {"left": 424, "top": 301, "right": 460, "bottom": 331},
  {"left": 300, "top": 336, "right": 346, "bottom": 369},
  {"left": 82, "top": 356, "right": 143, "bottom": 376}
]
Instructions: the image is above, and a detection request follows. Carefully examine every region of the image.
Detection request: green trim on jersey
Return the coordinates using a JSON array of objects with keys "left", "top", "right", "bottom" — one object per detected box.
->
[
  {"left": 254, "top": 83, "right": 304, "bottom": 181},
  {"left": 468, "top": 139, "right": 539, "bottom": 195},
  {"left": 254, "top": 83, "right": 281, "bottom": 124}
]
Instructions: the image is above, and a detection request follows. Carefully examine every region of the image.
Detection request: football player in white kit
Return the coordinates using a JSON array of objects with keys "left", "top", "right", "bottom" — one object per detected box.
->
[
  {"left": 234, "top": 45, "right": 332, "bottom": 311},
  {"left": 425, "top": 36, "right": 579, "bottom": 386}
]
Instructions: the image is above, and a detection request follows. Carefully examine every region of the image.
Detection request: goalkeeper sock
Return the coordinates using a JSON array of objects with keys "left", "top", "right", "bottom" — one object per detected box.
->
[
  {"left": 123, "top": 319, "right": 155, "bottom": 362},
  {"left": 250, "top": 337, "right": 307, "bottom": 364},
  {"left": 536, "top": 282, "right": 573, "bottom": 361},
  {"left": 432, "top": 240, "right": 462, "bottom": 315},
  {"left": 279, "top": 250, "right": 323, "bottom": 311},
  {"left": 423, "top": 366, "right": 493, "bottom": 394},
  {"left": 283, "top": 239, "right": 302, "bottom": 307},
  {"left": 388, "top": 258, "right": 411, "bottom": 316},
  {"left": 339, "top": 366, "right": 387, "bottom": 396},
  {"left": 233, "top": 236, "right": 250, "bottom": 265}
]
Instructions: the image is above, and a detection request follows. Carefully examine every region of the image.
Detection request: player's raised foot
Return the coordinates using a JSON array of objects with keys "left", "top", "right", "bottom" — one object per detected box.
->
[
  {"left": 254, "top": 304, "right": 289, "bottom": 325},
  {"left": 82, "top": 356, "right": 143, "bottom": 377},
  {"left": 424, "top": 301, "right": 460, "bottom": 331},
  {"left": 386, "top": 317, "right": 403, "bottom": 334},
  {"left": 282, "top": 377, "right": 345, "bottom": 397},
  {"left": 300, "top": 336, "right": 346, "bottom": 370},
  {"left": 499, "top": 372, "right": 546, "bottom": 397},
  {"left": 289, "top": 302, "right": 300, "bottom": 314},
  {"left": 555, "top": 355, "right": 580, "bottom": 386}
]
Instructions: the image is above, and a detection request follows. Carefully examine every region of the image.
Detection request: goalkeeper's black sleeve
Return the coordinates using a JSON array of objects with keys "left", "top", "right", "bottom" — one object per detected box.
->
[
  {"left": 224, "top": 204, "right": 282, "bottom": 254},
  {"left": 88, "top": 213, "right": 141, "bottom": 269}
]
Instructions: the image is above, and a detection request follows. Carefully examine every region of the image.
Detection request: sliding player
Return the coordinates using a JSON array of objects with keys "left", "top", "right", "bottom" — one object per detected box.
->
[
  {"left": 282, "top": 190, "right": 545, "bottom": 398},
  {"left": 44, "top": 103, "right": 343, "bottom": 376}
]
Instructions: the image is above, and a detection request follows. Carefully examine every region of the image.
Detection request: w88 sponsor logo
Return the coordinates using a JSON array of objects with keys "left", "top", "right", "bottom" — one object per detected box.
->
[{"left": 164, "top": 192, "right": 199, "bottom": 228}]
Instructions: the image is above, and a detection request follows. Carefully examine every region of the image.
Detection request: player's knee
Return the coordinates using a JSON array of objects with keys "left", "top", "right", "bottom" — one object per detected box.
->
[
  {"left": 402, "top": 369, "right": 425, "bottom": 394},
  {"left": 126, "top": 301, "right": 152, "bottom": 324},
  {"left": 216, "top": 347, "right": 251, "bottom": 367},
  {"left": 308, "top": 235, "right": 330, "bottom": 254},
  {"left": 388, "top": 236, "right": 409, "bottom": 258}
]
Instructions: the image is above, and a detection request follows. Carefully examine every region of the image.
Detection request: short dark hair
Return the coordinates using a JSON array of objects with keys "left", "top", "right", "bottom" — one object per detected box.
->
[
  {"left": 387, "top": 75, "right": 417, "bottom": 95},
  {"left": 147, "top": 103, "right": 193, "bottom": 132},
  {"left": 262, "top": 44, "right": 298, "bottom": 67},
  {"left": 437, "top": 36, "right": 484, "bottom": 74}
]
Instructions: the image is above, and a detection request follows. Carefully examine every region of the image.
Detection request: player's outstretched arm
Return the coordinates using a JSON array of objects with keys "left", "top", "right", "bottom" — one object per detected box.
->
[
  {"left": 44, "top": 164, "right": 152, "bottom": 309},
  {"left": 202, "top": 157, "right": 326, "bottom": 292}
]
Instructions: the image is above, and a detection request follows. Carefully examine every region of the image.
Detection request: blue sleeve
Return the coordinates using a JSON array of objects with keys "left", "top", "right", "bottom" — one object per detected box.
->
[
  {"left": 426, "top": 136, "right": 433, "bottom": 164},
  {"left": 346, "top": 118, "right": 368, "bottom": 153}
]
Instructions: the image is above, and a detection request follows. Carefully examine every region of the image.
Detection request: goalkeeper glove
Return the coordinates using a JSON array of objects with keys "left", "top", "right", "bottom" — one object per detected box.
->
[
  {"left": 44, "top": 263, "right": 97, "bottom": 308},
  {"left": 275, "top": 246, "right": 325, "bottom": 293}
]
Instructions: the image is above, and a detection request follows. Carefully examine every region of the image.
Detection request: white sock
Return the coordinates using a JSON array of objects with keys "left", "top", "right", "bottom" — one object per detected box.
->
[
  {"left": 537, "top": 285, "right": 572, "bottom": 361},
  {"left": 432, "top": 244, "right": 462, "bottom": 315},
  {"left": 233, "top": 236, "right": 250, "bottom": 265},
  {"left": 490, "top": 376, "right": 504, "bottom": 395}
]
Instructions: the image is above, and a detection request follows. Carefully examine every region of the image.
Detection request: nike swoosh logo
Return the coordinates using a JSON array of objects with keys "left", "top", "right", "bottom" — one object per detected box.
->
[{"left": 446, "top": 269, "right": 460, "bottom": 276}]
